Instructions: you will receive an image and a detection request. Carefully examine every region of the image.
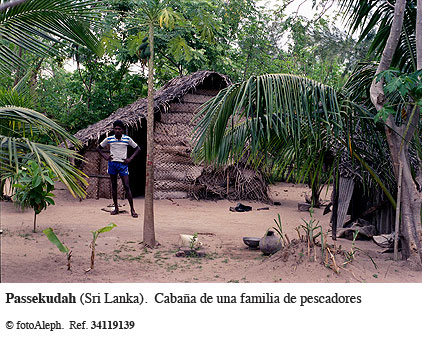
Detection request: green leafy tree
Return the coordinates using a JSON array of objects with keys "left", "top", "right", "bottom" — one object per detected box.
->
[
  {"left": 36, "top": 58, "right": 147, "bottom": 132},
  {"left": 341, "top": 0, "right": 422, "bottom": 263},
  {"left": 13, "top": 160, "right": 57, "bottom": 232}
]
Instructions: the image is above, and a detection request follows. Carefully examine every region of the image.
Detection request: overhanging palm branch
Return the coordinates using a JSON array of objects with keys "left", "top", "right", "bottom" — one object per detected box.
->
[
  {"left": 0, "top": 106, "right": 80, "bottom": 142},
  {"left": 0, "top": 106, "right": 87, "bottom": 198},
  {"left": 0, "top": 1, "right": 104, "bottom": 199},
  {"left": 192, "top": 73, "right": 399, "bottom": 207},
  {"left": 192, "top": 74, "right": 344, "bottom": 206},
  {"left": 193, "top": 74, "right": 342, "bottom": 166},
  {"left": 0, "top": 135, "right": 87, "bottom": 198},
  {"left": 0, "top": 0, "right": 103, "bottom": 74}
]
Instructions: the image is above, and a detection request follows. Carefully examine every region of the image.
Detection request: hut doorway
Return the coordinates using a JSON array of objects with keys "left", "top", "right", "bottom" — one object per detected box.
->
[{"left": 127, "top": 118, "right": 147, "bottom": 197}]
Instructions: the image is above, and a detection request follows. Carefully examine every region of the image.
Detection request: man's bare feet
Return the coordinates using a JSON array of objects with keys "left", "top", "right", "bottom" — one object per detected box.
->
[{"left": 110, "top": 210, "right": 119, "bottom": 215}]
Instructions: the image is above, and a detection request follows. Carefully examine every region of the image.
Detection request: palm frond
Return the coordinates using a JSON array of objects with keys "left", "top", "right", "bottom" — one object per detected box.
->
[
  {"left": 0, "top": 87, "right": 33, "bottom": 108},
  {"left": 0, "top": 135, "right": 87, "bottom": 198},
  {"left": 192, "top": 74, "right": 342, "bottom": 166},
  {"left": 0, "top": 106, "right": 86, "bottom": 198},
  {"left": 0, "top": 106, "right": 81, "bottom": 146},
  {"left": 0, "top": 0, "right": 103, "bottom": 74},
  {"left": 192, "top": 72, "right": 398, "bottom": 205},
  {"left": 340, "top": 0, "right": 416, "bottom": 72}
]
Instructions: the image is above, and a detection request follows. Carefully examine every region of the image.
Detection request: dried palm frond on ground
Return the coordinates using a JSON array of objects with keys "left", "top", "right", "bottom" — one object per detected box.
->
[{"left": 191, "top": 164, "right": 270, "bottom": 202}]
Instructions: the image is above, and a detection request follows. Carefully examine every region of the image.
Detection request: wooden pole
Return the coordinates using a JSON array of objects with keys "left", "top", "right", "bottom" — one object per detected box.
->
[
  {"left": 394, "top": 162, "right": 403, "bottom": 261},
  {"left": 331, "top": 172, "right": 339, "bottom": 240},
  {"left": 143, "top": 22, "right": 156, "bottom": 247},
  {"left": 226, "top": 171, "right": 229, "bottom": 197}
]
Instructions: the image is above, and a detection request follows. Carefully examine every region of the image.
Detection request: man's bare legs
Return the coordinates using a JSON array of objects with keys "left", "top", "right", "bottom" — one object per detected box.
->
[
  {"left": 121, "top": 175, "right": 138, "bottom": 218},
  {"left": 110, "top": 174, "right": 119, "bottom": 215},
  {"left": 109, "top": 174, "right": 138, "bottom": 218}
]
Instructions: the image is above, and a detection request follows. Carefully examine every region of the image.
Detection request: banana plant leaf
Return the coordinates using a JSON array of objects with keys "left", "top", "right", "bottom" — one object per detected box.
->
[
  {"left": 91, "top": 223, "right": 117, "bottom": 242},
  {"left": 42, "top": 227, "right": 69, "bottom": 254}
]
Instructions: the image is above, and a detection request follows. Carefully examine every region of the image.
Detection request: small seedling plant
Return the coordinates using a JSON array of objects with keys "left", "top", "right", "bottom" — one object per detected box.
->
[
  {"left": 272, "top": 213, "right": 290, "bottom": 246},
  {"left": 13, "top": 160, "right": 56, "bottom": 232},
  {"left": 86, "top": 223, "right": 117, "bottom": 272},
  {"left": 299, "top": 208, "right": 323, "bottom": 260},
  {"left": 342, "top": 230, "right": 377, "bottom": 270},
  {"left": 189, "top": 232, "right": 200, "bottom": 251},
  {"left": 42, "top": 227, "right": 72, "bottom": 271}
]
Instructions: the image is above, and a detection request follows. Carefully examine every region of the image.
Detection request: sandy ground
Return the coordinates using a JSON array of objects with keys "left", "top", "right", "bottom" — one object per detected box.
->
[{"left": 1, "top": 182, "right": 422, "bottom": 283}]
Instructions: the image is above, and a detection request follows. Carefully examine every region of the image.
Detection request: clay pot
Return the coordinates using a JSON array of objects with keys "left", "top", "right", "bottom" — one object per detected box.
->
[{"left": 259, "top": 230, "right": 282, "bottom": 255}]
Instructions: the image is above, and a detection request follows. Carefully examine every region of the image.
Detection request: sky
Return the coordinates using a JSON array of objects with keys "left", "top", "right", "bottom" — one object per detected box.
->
[
  {"left": 260, "top": 0, "right": 347, "bottom": 30},
  {"left": 261, "top": 0, "right": 338, "bottom": 17}
]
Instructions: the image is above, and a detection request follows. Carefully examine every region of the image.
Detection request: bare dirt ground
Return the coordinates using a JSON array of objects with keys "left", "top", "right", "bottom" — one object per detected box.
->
[{"left": 1, "top": 182, "right": 421, "bottom": 283}]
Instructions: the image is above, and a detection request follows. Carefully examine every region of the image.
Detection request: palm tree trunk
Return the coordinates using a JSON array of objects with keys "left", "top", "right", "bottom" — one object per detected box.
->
[
  {"left": 143, "top": 22, "right": 156, "bottom": 248},
  {"left": 370, "top": 0, "right": 422, "bottom": 264}
]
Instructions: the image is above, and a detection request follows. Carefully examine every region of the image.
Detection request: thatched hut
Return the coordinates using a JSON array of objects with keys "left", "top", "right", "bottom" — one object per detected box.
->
[{"left": 73, "top": 70, "right": 270, "bottom": 201}]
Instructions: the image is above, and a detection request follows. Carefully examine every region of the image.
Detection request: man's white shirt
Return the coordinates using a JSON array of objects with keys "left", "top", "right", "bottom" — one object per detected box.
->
[{"left": 100, "top": 135, "right": 138, "bottom": 162}]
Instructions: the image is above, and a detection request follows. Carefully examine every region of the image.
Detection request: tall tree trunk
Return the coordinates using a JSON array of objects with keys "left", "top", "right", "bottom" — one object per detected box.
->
[
  {"left": 143, "top": 22, "right": 156, "bottom": 248},
  {"left": 370, "top": 0, "right": 422, "bottom": 264}
]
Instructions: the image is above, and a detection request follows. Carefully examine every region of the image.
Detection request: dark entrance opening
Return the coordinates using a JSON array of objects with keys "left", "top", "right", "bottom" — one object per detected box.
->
[{"left": 127, "top": 118, "right": 147, "bottom": 197}]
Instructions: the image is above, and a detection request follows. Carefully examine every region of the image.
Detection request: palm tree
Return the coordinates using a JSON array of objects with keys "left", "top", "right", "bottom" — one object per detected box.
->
[
  {"left": 192, "top": 0, "right": 422, "bottom": 263},
  {"left": 0, "top": 0, "right": 102, "bottom": 197},
  {"left": 133, "top": 0, "right": 217, "bottom": 247},
  {"left": 132, "top": 0, "right": 179, "bottom": 248},
  {"left": 192, "top": 74, "right": 344, "bottom": 207},
  {"left": 340, "top": 0, "right": 422, "bottom": 262}
]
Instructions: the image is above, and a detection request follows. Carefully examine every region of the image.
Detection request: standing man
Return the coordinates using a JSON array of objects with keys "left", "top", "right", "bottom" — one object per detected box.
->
[{"left": 97, "top": 120, "right": 141, "bottom": 218}]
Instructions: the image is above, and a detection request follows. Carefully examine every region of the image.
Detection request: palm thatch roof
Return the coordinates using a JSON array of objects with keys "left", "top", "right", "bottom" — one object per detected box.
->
[{"left": 72, "top": 70, "right": 230, "bottom": 146}]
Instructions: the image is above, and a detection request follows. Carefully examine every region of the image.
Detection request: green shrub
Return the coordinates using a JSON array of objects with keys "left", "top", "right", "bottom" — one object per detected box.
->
[{"left": 13, "top": 160, "right": 56, "bottom": 232}]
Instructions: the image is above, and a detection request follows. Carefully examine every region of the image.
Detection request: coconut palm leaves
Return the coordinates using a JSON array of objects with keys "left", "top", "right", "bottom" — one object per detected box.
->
[
  {"left": 0, "top": 0, "right": 102, "bottom": 74},
  {"left": 192, "top": 74, "right": 345, "bottom": 206},
  {"left": 192, "top": 72, "right": 400, "bottom": 207},
  {"left": 0, "top": 0, "right": 102, "bottom": 198},
  {"left": 0, "top": 105, "right": 87, "bottom": 198},
  {"left": 193, "top": 74, "right": 342, "bottom": 166}
]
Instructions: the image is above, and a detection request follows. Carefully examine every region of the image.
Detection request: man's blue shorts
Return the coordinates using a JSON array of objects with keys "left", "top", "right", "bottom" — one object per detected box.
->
[{"left": 108, "top": 161, "right": 129, "bottom": 176}]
